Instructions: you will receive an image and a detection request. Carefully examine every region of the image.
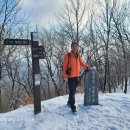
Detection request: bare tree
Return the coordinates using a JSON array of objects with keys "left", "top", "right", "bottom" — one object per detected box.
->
[
  {"left": 55, "top": 0, "right": 88, "bottom": 43},
  {"left": 112, "top": 0, "right": 130, "bottom": 93},
  {"left": 94, "top": 0, "right": 117, "bottom": 92},
  {"left": 0, "top": 0, "right": 24, "bottom": 112}
]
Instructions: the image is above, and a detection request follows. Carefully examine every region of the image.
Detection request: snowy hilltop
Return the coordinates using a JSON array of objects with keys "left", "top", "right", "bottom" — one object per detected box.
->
[{"left": 0, "top": 87, "right": 130, "bottom": 130}]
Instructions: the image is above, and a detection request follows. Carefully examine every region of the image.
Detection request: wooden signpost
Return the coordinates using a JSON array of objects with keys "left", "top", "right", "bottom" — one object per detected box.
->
[{"left": 4, "top": 32, "right": 45, "bottom": 114}]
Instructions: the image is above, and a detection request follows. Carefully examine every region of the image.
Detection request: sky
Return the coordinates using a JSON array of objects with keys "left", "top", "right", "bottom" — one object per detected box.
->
[
  {"left": 19, "top": 0, "right": 102, "bottom": 29},
  {"left": 20, "top": 0, "right": 65, "bottom": 27}
]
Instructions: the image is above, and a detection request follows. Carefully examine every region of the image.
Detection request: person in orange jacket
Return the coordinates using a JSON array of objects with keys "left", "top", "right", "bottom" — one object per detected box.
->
[{"left": 63, "top": 41, "right": 89, "bottom": 112}]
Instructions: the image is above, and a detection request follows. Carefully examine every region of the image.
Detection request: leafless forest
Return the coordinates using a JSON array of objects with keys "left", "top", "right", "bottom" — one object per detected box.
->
[{"left": 0, "top": 0, "right": 130, "bottom": 112}]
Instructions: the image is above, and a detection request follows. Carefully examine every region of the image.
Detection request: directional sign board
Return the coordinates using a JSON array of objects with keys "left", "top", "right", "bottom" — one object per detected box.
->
[
  {"left": 32, "top": 46, "right": 45, "bottom": 59},
  {"left": 32, "top": 46, "right": 44, "bottom": 53},
  {"left": 4, "top": 39, "right": 30, "bottom": 45},
  {"left": 84, "top": 69, "right": 99, "bottom": 105},
  {"left": 32, "top": 53, "right": 45, "bottom": 59},
  {"left": 32, "top": 32, "right": 38, "bottom": 42}
]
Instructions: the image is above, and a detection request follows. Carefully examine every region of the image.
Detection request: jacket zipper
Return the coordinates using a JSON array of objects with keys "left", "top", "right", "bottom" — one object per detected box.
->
[{"left": 76, "top": 57, "right": 78, "bottom": 76}]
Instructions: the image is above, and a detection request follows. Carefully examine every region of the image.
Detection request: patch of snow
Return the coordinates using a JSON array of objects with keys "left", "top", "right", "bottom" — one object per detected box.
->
[{"left": 0, "top": 92, "right": 130, "bottom": 130}]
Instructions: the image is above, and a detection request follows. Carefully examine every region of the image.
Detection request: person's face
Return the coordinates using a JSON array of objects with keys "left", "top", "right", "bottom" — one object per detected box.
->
[{"left": 71, "top": 44, "right": 79, "bottom": 54}]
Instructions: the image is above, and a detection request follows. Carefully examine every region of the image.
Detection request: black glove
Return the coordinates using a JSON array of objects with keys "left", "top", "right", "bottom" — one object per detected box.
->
[{"left": 85, "top": 66, "right": 91, "bottom": 72}]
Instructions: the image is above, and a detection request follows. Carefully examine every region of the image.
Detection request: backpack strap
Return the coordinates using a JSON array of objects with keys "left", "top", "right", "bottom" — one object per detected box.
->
[{"left": 67, "top": 53, "right": 71, "bottom": 68}]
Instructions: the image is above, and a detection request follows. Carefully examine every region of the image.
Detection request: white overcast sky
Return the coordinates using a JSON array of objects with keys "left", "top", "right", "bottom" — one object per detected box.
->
[
  {"left": 21, "top": 0, "right": 65, "bottom": 27},
  {"left": 20, "top": 0, "right": 128, "bottom": 29}
]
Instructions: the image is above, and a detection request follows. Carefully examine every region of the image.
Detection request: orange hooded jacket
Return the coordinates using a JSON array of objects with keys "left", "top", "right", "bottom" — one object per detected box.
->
[{"left": 63, "top": 51, "right": 88, "bottom": 78}]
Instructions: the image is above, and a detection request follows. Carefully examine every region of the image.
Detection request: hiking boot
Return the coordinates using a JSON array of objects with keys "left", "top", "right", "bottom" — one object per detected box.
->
[
  {"left": 71, "top": 105, "right": 76, "bottom": 113},
  {"left": 72, "top": 108, "right": 77, "bottom": 113},
  {"left": 67, "top": 101, "right": 70, "bottom": 106}
]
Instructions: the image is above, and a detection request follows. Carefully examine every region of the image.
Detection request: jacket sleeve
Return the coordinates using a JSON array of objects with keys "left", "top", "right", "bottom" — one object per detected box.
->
[
  {"left": 79, "top": 55, "right": 88, "bottom": 69},
  {"left": 63, "top": 54, "right": 68, "bottom": 78}
]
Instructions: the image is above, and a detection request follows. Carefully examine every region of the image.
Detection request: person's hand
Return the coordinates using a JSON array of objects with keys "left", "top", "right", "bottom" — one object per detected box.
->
[
  {"left": 88, "top": 66, "right": 92, "bottom": 70},
  {"left": 63, "top": 78, "right": 68, "bottom": 88},
  {"left": 85, "top": 66, "right": 91, "bottom": 72},
  {"left": 64, "top": 78, "right": 68, "bottom": 82}
]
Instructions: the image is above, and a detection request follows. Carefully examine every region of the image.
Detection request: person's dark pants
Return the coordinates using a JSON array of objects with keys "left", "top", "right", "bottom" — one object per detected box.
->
[{"left": 68, "top": 77, "right": 78, "bottom": 110}]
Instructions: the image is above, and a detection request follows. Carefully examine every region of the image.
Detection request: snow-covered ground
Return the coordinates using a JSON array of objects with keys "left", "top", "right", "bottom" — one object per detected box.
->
[{"left": 0, "top": 86, "right": 130, "bottom": 130}]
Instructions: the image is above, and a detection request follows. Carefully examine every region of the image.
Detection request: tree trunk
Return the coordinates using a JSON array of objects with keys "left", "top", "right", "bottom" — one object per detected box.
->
[
  {"left": 0, "top": 60, "right": 1, "bottom": 80},
  {"left": 0, "top": 89, "right": 3, "bottom": 112},
  {"left": 108, "top": 61, "right": 111, "bottom": 93},
  {"left": 124, "top": 75, "right": 128, "bottom": 94}
]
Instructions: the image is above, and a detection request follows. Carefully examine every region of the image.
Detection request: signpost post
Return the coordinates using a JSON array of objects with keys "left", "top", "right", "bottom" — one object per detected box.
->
[
  {"left": 4, "top": 32, "right": 45, "bottom": 114},
  {"left": 84, "top": 69, "right": 99, "bottom": 105},
  {"left": 31, "top": 32, "right": 43, "bottom": 114}
]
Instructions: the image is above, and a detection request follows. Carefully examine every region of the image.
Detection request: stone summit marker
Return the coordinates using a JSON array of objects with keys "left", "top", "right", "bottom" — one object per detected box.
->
[{"left": 84, "top": 69, "right": 99, "bottom": 105}]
